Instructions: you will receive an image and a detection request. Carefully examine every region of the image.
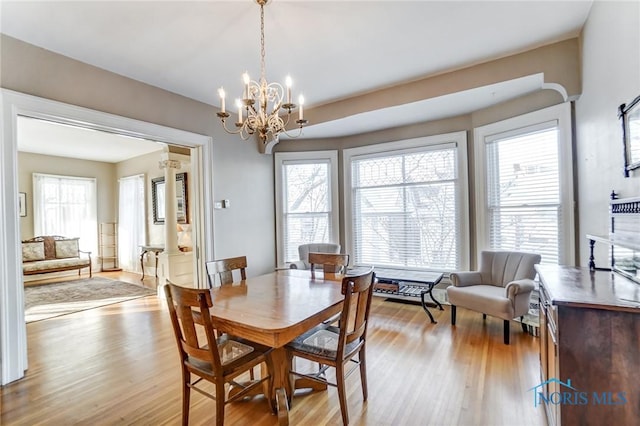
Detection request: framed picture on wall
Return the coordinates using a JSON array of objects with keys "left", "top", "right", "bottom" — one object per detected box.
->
[
  {"left": 619, "top": 94, "right": 640, "bottom": 177},
  {"left": 152, "top": 172, "right": 188, "bottom": 224},
  {"left": 18, "top": 192, "right": 26, "bottom": 217}
]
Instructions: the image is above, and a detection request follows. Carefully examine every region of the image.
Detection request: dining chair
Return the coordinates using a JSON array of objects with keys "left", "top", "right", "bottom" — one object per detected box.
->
[
  {"left": 164, "top": 283, "right": 274, "bottom": 426},
  {"left": 289, "top": 243, "right": 341, "bottom": 270},
  {"left": 286, "top": 267, "right": 375, "bottom": 425},
  {"left": 206, "top": 255, "right": 247, "bottom": 288},
  {"left": 308, "top": 252, "right": 350, "bottom": 276}
]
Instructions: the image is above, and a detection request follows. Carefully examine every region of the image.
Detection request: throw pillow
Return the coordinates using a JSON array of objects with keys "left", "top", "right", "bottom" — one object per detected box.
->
[
  {"left": 55, "top": 239, "right": 79, "bottom": 259},
  {"left": 22, "top": 241, "right": 45, "bottom": 262}
]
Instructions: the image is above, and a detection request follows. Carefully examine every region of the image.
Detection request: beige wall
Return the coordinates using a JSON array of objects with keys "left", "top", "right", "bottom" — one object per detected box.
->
[
  {"left": 17, "top": 152, "right": 116, "bottom": 241},
  {"left": 2, "top": 34, "right": 277, "bottom": 277},
  {"left": 304, "top": 38, "right": 580, "bottom": 129},
  {"left": 575, "top": 1, "right": 640, "bottom": 266}
]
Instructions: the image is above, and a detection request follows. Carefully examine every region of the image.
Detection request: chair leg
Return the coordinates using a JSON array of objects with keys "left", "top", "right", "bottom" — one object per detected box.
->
[
  {"left": 182, "top": 372, "right": 191, "bottom": 426},
  {"left": 451, "top": 305, "right": 456, "bottom": 325},
  {"left": 482, "top": 313, "right": 487, "bottom": 320},
  {"left": 359, "top": 348, "right": 368, "bottom": 401},
  {"left": 503, "top": 320, "right": 510, "bottom": 345},
  {"left": 336, "top": 363, "right": 349, "bottom": 426},
  {"left": 520, "top": 317, "right": 528, "bottom": 333},
  {"left": 216, "top": 381, "right": 226, "bottom": 426}
]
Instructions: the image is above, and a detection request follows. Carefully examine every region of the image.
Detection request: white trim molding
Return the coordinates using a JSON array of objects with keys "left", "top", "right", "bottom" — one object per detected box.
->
[
  {"left": 342, "top": 131, "right": 470, "bottom": 271},
  {"left": 473, "top": 102, "right": 575, "bottom": 266},
  {"left": 0, "top": 89, "right": 214, "bottom": 385},
  {"left": 274, "top": 150, "right": 339, "bottom": 268}
]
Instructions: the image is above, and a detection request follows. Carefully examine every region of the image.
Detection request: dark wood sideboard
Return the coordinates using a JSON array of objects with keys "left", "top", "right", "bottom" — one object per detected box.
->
[{"left": 535, "top": 265, "right": 640, "bottom": 426}]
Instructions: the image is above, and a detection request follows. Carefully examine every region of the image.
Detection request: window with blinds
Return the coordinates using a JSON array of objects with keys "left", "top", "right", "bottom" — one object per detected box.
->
[
  {"left": 282, "top": 160, "right": 332, "bottom": 263},
  {"left": 485, "top": 124, "right": 561, "bottom": 264},
  {"left": 350, "top": 143, "right": 461, "bottom": 270}
]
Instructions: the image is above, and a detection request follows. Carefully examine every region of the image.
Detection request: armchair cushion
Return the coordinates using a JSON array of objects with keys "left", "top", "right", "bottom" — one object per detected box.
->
[{"left": 447, "top": 285, "right": 514, "bottom": 319}]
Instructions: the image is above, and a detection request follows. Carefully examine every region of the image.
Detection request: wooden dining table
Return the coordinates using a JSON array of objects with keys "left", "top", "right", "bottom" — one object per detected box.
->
[{"left": 209, "top": 268, "right": 345, "bottom": 422}]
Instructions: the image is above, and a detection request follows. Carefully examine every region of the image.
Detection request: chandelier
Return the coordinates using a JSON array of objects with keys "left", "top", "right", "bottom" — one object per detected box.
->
[{"left": 217, "top": 0, "right": 307, "bottom": 148}]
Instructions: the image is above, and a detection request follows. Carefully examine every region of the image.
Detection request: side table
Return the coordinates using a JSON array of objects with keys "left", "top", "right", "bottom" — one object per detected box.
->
[{"left": 140, "top": 245, "right": 164, "bottom": 280}]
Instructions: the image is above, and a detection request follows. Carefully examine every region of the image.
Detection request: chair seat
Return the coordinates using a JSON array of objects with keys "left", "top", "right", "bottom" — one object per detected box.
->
[
  {"left": 287, "top": 324, "right": 361, "bottom": 360},
  {"left": 447, "top": 285, "right": 513, "bottom": 319},
  {"left": 187, "top": 335, "right": 271, "bottom": 376}
]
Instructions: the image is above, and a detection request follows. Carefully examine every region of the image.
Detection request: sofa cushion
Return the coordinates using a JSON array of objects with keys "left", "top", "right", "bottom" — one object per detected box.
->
[
  {"left": 55, "top": 239, "right": 79, "bottom": 259},
  {"left": 22, "top": 257, "right": 90, "bottom": 274},
  {"left": 22, "top": 241, "right": 45, "bottom": 262}
]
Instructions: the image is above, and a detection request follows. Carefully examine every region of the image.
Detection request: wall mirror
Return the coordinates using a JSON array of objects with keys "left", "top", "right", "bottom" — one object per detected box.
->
[
  {"left": 152, "top": 172, "right": 188, "bottom": 224},
  {"left": 619, "top": 94, "right": 640, "bottom": 177}
]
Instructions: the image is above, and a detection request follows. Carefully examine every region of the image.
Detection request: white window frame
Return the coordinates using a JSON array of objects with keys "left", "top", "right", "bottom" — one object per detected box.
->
[
  {"left": 343, "top": 131, "right": 469, "bottom": 271},
  {"left": 33, "top": 173, "right": 98, "bottom": 256},
  {"left": 274, "top": 150, "right": 339, "bottom": 268},
  {"left": 473, "top": 102, "right": 575, "bottom": 265}
]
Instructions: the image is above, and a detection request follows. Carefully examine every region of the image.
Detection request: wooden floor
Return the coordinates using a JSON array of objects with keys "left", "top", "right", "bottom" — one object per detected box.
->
[{"left": 3, "top": 272, "right": 546, "bottom": 425}]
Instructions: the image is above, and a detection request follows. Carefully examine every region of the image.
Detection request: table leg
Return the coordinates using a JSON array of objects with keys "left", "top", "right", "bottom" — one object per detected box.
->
[
  {"left": 276, "top": 388, "right": 289, "bottom": 426},
  {"left": 429, "top": 286, "right": 444, "bottom": 311},
  {"left": 420, "top": 287, "right": 438, "bottom": 324},
  {"left": 269, "top": 347, "right": 293, "bottom": 419},
  {"left": 140, "top": 250, "right": 146, "bottom": 280},
  {"left": 154, "top": 250, "right": 159, "bottom": 278}
]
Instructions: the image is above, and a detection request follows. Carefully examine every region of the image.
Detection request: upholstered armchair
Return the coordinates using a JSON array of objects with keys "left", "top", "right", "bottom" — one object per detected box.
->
[
  {"left": 446, "top": 250, "right": 541, "bottom": 344},
  {"left": 289, "top": 243, "right": 341, "bottom": 270}
]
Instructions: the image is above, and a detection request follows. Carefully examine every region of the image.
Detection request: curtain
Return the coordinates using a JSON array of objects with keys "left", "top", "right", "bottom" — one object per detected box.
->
[
  {"left": 33, "top": 173, "right": 98, "bottom": 256},
  {"left": 118, "top": 174, "right": 146, "bottom": 272}
]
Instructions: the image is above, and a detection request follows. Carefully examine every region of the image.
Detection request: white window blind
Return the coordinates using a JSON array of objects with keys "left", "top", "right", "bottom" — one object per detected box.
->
[
  {"left": 485, "top": 124, "right": 562, "bottom": 264},
  {"left": 350, "top": 143, "right": 461, "bottom": 270},
  {"left": 282, "top": 160, "right": 332, "bottom": 263}
]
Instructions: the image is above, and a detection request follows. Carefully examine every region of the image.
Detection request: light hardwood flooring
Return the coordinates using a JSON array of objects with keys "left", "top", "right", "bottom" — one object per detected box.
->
[{"left": 3, "top": 272, "right": 546, "bottom": 425}]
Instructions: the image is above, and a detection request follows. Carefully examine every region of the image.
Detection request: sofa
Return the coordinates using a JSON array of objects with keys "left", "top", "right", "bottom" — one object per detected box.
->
[{"left": 22, "top": 236, "right": 92, "bottom": 277}]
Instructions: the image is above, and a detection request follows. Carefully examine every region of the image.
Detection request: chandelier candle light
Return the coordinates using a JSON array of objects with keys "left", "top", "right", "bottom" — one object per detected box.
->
[{"left": 217, "top": 0, "right": 307, "bottom": 147}]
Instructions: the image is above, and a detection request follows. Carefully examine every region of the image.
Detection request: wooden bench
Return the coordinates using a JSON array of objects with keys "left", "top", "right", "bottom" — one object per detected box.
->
[{"left": 22, "top": 236, "right": 92, "bottom": 277}]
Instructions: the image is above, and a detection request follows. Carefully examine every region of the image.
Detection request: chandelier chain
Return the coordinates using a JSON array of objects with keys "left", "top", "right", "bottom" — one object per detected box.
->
[{"left": 260, "top": 3, "right": 266, "bottom": 82}]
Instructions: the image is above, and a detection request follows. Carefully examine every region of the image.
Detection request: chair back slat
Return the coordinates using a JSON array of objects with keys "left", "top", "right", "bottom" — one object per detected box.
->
[
  {"left": 165, "top": 284, "right": 223, "bottom": 371},
  {"left": 206, "top": 256, "right": 248, "bottom": 287},
  {"left": 337, "top": 268, "right": 375, "bottom": 357},
  {"left": 309, "top": 252, "right": 350, "bottom": 275}
]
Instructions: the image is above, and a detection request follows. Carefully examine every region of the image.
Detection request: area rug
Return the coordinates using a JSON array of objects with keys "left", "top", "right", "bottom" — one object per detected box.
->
[{"left": 25, "top": 277, "right": 156, "bottom": 323}]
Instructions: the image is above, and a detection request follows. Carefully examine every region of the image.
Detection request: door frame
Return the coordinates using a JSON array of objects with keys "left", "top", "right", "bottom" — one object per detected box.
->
[{"left": 0, "top": 89, "right": 215, "bottom": 385}]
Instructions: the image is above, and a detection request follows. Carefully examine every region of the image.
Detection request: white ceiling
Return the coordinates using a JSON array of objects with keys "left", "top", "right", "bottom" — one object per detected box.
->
[
  {"left": 18, "top": 116, "right": 164, "bottom": 163},
  {"left": 2, "top": 0, "right": 593, "bottom": 153}
]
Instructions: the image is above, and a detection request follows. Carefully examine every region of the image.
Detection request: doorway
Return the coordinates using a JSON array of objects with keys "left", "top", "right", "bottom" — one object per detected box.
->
[{"left": 1, "top": 89, "right": 215, "bottom": 385}]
